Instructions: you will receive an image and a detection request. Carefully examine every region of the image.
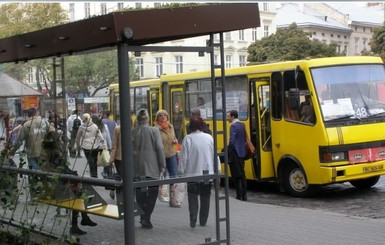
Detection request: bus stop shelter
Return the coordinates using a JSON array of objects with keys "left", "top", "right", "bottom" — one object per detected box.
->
[{"left": 0, "top": 3, "right": 260, "bottom": 244}]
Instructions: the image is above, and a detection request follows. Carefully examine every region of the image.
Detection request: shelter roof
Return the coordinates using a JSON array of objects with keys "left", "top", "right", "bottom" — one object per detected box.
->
[
  {"left": 0, "top": 3, "right": 260, "bottom": 63},
  {"left": 0, "top": 73, "right": 42, "bottom": 97}
]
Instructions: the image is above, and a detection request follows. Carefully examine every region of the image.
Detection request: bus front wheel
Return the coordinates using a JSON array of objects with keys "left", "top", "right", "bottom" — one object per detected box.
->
[
  {"left": 283, "top": 164, "right": 315, "bottom": 197},
  {"left": 350, "top": 176, "right": 380, "bottom": 189}
]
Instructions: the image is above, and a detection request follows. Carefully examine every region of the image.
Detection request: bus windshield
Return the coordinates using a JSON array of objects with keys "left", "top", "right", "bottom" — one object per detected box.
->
[{"left": 312, "top": 64, "right": 385, "bottom": 121}]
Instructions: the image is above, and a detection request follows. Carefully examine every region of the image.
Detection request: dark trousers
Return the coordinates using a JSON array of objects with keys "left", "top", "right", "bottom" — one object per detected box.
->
[
  {"left": 83, "top": 148, "right": 99, "bottom": 178},
  {"left": 187, "top": 182, "right": 212, "bottom": 226},
  {"left": 72, "top": 210, "right": 89, "bottom": 226},
  {"left": 136, "top": 185, "right": 158, "bottom": 222},
  {"left": 229, "top": 155, "right": 247, "bottom": 199}
]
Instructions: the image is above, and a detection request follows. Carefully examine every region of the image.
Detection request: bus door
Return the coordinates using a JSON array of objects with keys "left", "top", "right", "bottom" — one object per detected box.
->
[
  {"left": 163, "top": 84, "right": 185, "bottom": 143},
  {"left": 148, "top": 88, "right": 159, "bottom": 125},
  {"left": 251, "top": 77, "right": 274, "bottom": 180},
  {"left": 171, "top": 87, "right": 184, "bottom": 143}
]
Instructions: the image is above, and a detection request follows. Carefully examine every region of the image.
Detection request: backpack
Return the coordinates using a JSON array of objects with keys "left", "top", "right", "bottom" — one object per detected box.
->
[{"left": 72, "top": 116, "right": 81, "bottom": 132}]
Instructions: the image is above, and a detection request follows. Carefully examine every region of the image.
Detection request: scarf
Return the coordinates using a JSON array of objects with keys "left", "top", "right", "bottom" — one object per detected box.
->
[{"left": 157, "top": 120, "right": 170, "bottom": 131}]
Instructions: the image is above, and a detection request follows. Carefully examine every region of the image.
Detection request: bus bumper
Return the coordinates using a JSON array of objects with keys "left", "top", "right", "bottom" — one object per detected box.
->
[{"left": 319, "top": 161, "right": 385, "bottom": 184}]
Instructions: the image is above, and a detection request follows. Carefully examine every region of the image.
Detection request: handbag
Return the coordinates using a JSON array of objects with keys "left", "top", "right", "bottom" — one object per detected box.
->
[
  {"left": 242, "top": 122, "right": 255, "bottom": 160},
  {"left": 244, "top": 138, "right": 255, "bottom": 160},
  {"left": 97, "top": 149, "right": 110, "bottom": 167}
]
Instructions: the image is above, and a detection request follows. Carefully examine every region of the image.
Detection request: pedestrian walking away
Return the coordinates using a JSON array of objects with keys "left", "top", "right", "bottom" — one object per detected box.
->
[
  {"left": 132, "top": 109, "right": 166, "bottom": 229},
  {"left": 178, "top": 116, "right": 215, "bottom": 228}
]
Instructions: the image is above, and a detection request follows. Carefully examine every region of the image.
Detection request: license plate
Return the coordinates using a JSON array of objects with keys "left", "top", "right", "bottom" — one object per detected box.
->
[{"left": 363, "top": 164, "right": 384, "bottom": 173}]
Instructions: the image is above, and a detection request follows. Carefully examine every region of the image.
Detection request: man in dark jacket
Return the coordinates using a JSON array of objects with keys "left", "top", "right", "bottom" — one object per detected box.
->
[{"left": 227, "top": 110, "right": 247, "bottom": 201}]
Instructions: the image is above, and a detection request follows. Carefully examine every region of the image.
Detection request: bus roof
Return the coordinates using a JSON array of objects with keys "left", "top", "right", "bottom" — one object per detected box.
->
[
  {"left": 157, "top": 56, "right": 384, "bottom": 82},
  {"left": 0, "top": 3, "right": 260, "bottom": 64}
]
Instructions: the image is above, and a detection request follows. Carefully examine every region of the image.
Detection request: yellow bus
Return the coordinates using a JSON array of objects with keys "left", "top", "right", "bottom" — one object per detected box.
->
[{"left": 109, "top": 56, "right": 385, "bottom": 197}]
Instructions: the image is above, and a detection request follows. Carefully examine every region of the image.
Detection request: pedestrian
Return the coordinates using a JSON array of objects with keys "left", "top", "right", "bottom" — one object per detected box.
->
[
  {"left": 178, "top": 116, "right": 215, "bottom": 228},
  {"left": 108, "top": 124, "right": 123, "bottom": 200},
  {"left": 132, "top": 109, "right": 165, "bottom": 229},
  {"left": 75, "top": 113, "right": 106, "bottom": 178},
  {"left": 101, "top": 111, "right": 117, "bottom": 141},
  {"left": 67, "top": 110, "right": 82, "bottom": 158},
  {"left": 154, "top": 109, "right": 179, "bottom": 207},
  {"left": 92, "top": 115, "right": 111, "bottom": 152},
  {"left": 9, "top": 107, "right": 52, "bottom": 203},
  {"left": 226, "top": 110, "right": 248, "bottom": 201}
]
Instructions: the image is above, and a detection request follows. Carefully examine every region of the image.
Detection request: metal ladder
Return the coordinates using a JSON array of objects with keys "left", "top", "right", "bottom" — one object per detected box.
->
[{"left": 207, "top": 32, "right": 231, "bottom": 244}]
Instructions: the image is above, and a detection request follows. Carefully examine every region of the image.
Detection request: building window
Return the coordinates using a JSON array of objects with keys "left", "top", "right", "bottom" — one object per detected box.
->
[
  {"left": 263, "top": 3, "right": 268, "bottom": 11},
  {"left": 363, "top": 27, "right": 366, "bottom": 32},
  {"left": 69, "top": 3, "right": 75, "bottom": 21},
  {"left": 344, "top": 35, "right": 347, "bottom": 39},
  {"left": 313, "top": 32, "right": 316, "bottom": 36},
  {"left": 264, "top": 25, "right": 269, "bottom": 37},
  {"left": 225, "top": 32, "right": 231, "bottom": 41},
  {"left": 27, "top": 67, "right": 33, "bottom": 84},
  {"left": 355, "top": 26, "right": 358, "bottom": 31},
  {"left": 252, "top": 28, "right": 257, "bottom": 41},
  {"left": 363, "top": 38, "right": 367, "bottom": 51},
  {"left": 136, "top": 3, "right": 142, "bottom": 9},
  {"left": 239, "top": 55, "right": 246, "bottom": 67},
  {"left": 214, "top": 54, "right": 219, "bottom": 66},
  {"left": 322, "top": 33, "right": 325, "bottom": 36},
  {"left": 101, "top": 3, "right": 107, "bottom": 15},
  {"left": 330, "top": 34, "right": 334, "bottom": 37},
  {"left": 337, "top": 34, "right": 340, "bottom": 38},
  {"left": 355, "top": 38, "right": 359, "bottom": 54},
  {"left": 225, "top": 55, "right": 232, "bottom": 68},
  {"left": 155, "top": 57, "right": 163, "bottom": 77},
  {"left": 84, "top": 3, "right": 90, "bottom": 18},
  {"left": 239, "top": 30, "right": 245, "bottom": 41},
  {"left": 175, "top": 56, "right": 183, "bottom": 74},
  {"left": 135, "top": 58, "right": 144, "bottom": 78},
  {"left": 118, "top": 3, "right": 124, "bottom": 10}
]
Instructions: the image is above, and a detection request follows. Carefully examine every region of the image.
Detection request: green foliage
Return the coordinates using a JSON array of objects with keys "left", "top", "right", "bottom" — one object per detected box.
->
[
  {"left": 369, "top": 23, "right": 385, "bottom": 61},
  {"left": 65, "top": 50, "right": 139, "bottom": 96},
  {"left": 248, "top": 23, "right": 339, "bottom": 62},
  {"left": 0, "top": 3, "right": 67, "bottom": 38},
  {"left": 0, "top": 3, "right": 68, "bottom": 97}
]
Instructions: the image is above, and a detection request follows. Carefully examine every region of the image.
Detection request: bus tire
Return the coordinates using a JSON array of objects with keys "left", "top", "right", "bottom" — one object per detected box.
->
[
  {"left": 283, "top": 164, "right": 315, "bottom": 197},
  {"left": 350, "top": 176, "right": 380, "bottom": 189}
]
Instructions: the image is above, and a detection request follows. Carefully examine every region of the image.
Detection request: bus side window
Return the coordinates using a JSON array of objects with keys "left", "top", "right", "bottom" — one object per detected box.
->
[{"left": 283, "top": 70, "right": 315, "bottom": 124}]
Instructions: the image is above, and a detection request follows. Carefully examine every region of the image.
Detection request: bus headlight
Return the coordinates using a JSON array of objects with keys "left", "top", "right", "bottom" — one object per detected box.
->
[{"left": 321, "top": 152, "right": 346, "bottom": 162}]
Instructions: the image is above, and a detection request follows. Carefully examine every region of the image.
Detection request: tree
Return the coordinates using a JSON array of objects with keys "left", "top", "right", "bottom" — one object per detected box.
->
[
  {"left": 65, "top": 50, "right": 139, "bottom": 97},
  {"left": 248, "top": 23, "right": 339, "bottom": 63},
  {"left": 0, "top": 3, "right": 68, "bottom": 97},
  {"left": 369, "top": 24, "right": 385, "bottom": 61}
]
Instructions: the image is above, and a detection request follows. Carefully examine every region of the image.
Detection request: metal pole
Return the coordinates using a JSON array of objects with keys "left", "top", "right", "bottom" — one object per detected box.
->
[{"left": 117, "top": 42, "right": 135, "bottom": 245}]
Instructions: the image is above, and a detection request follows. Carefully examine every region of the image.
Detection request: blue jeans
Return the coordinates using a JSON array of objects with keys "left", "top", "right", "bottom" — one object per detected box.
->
[
  {"left": 165, "top": 155, "right": 178, "bottom": 178},
  {"left": 27, "top": 157, "right": 40, "bottom": 199}
]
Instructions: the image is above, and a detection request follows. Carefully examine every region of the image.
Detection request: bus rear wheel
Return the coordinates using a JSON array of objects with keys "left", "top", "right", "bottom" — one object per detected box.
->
[
  {"left": 350, "top": 176, "right": 380, "bottom": 189},
  {"left": 283, "top": 164, "right": 315, "bottom": 197}
]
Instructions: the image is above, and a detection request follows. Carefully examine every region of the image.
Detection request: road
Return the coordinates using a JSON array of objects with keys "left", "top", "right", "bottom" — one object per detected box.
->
[{"left": 244, "top": 176, "right": 385, "bottom": 219}]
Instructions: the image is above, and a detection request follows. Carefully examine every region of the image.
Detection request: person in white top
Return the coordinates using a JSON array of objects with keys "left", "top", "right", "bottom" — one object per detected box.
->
[{"left": 178, "top": 116, "right": 215, "bottom": 228}]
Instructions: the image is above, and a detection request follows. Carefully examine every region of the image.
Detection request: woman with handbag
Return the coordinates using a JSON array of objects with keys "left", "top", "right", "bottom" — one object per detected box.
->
[
  {"left": 154, "top": 109, "right": 179, "bottom": 207},
  {"left": 75, "top": 113, "right": 106, "bottom": 178}
]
